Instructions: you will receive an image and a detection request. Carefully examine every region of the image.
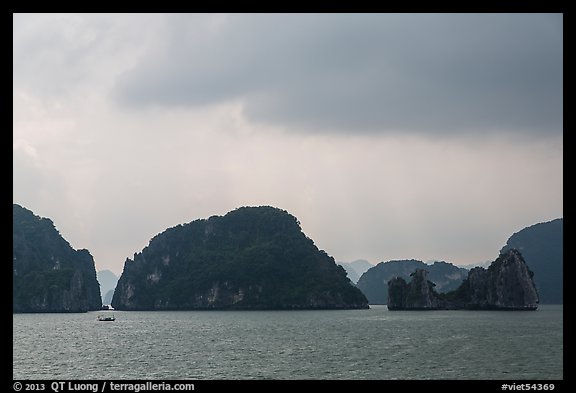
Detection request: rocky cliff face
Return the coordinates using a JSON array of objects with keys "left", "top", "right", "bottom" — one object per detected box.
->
[
  {"left": 13, "top": 204, "right": 102, "bottom": 313},
  {"left": 357, "top": 259, "right": 468, "bottom": 304},
  {"left": 387, "top": 249, "right": 538, "bottom": 310},
  {"left": 112, "top": 206, "right": 369, "bottom": 310},
  {"left": 465, "top": 249, "right": 539, "bottom": 309},
  {"left": 387, "top": 269, "right": 442, "bottom": 310}
]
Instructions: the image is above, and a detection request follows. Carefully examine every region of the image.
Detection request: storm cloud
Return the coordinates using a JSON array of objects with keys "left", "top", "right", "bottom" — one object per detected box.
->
[
  {"left": 13, "top": 13, "right": 563, "bottom": 274},
  {"left": 115, "top": 13, "right": 562, "bottom": 136}
]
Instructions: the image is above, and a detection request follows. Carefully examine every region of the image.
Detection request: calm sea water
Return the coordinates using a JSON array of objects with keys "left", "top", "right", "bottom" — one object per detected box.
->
[{"left": 13, "top": 305, "right": 562, "bottom": 380}]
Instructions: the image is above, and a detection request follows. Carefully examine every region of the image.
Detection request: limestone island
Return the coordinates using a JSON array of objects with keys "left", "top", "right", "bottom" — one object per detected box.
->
[
  {"left": 387, "top": 249, "right": 539, "bottom": 310},
  {"left": 112, "top": 206, "right": 369, "bottom": 310},
  {"left": 13, "top": 204, "right": 102, "bottom": 313}
]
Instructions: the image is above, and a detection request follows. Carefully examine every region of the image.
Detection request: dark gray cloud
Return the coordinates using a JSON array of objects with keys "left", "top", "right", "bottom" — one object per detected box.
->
[
  {"left": 13, "top": 13, "right": 563, "bottom": 274},
  {"left": 114, "top": 13, "right": 563, "bottom": 136}
]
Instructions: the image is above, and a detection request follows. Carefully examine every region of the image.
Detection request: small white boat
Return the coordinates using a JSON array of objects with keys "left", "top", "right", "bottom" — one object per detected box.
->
[{"left": 97, "top": 314, "right": 115, "bottom": 321}]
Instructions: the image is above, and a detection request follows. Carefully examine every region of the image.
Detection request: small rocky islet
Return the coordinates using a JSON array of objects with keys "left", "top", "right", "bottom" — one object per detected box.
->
[{"left": 387, "top": 248, "right": 539, "bottom": 310}]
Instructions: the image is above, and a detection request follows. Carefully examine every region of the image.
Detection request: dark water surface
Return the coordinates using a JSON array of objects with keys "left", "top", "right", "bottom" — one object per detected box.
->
[{"left": 13, "top": 305, "right": 562, "bottom": 380}]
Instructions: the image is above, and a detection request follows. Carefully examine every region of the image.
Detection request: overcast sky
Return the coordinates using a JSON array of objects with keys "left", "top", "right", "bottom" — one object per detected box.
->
[{"left": 13, "top": 13, "right": 563, "bottom": 275}]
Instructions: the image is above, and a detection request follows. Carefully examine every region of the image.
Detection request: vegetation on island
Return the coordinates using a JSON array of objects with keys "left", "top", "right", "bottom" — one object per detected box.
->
[
  {"left": 113, "top": 206, "right": 368, "bottom": 310},
  {"left": 500, "top": 218, "right": 562, "bottom": 304},
  {"left": 13, "top": 204, "right": 101, "bottom": 313}
]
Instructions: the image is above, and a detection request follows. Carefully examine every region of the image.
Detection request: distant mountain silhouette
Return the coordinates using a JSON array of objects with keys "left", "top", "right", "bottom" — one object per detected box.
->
[
  {"left": 112, "top": 206, "right": 369, "bottom": 310},
  {"left": 357, "top": 260, "right": 468, "bottom": 304},
  {"left": 103, "top": 289, "right": 115, "bottom": 305},
  {"left": 338, "top": 259, "right": 373, "bottom": 284},
  {"left": 97, "top": 270, "right": 118, "bottom": 305},
  {"left": 500, "top": 218, "right": 562, "bottom": 304}
]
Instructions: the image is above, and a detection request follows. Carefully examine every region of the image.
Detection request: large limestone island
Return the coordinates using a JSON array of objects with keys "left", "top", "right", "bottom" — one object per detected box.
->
[
  {"left": 387, "top": 249, "right": 539, "bottom": 310},
  {"left": 13, "top": 204, "right": 102, "bottom": 313},
  {"left": 112, "top": 206, "right": 369, "bottom": 310}
]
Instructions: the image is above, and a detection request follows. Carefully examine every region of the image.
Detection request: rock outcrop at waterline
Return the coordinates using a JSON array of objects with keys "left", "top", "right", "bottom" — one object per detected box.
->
[
  {"left": 387, "top": 249, "right": 538, "bottom": 310},
  {"left": 112, "top": 206, "right": 369, "bottom": 310},
  {"left": 356, "top": 259, "right": 468, "bottom": 304},
  {"left": 13, "top": 204, "right": 102, "bottom": 313},
  {"left": 387, "top": 269, "right": 442, "bottom": 310}
]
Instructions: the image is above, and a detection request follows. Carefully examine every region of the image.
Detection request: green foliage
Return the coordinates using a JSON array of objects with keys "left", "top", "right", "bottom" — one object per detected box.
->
[
  {"left": 500, "top": 218, "right": 562, "bottom": 304},
  {"left": 113, "top": 206, "right": 368, "bottom": 310},
  {"left": 13, "top": 204, "right": 102, "bottom": 312},
  {"left": 438, "top": 278, "right": 470, "bottom": 302}
]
